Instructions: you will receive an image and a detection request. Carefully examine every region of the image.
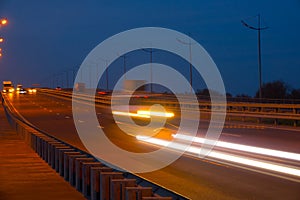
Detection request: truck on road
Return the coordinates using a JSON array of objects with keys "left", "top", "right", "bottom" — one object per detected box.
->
[{"left": 2, "top": 81, "right": 14, "bottom": 93}]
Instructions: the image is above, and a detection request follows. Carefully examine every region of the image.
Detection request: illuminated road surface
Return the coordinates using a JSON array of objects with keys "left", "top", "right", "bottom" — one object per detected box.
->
[{"left": 5, "top": 92, "right": 300, "bottom": 200}]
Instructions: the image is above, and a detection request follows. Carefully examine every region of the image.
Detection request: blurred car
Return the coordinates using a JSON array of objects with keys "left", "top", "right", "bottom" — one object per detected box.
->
[
  {"left": 27, "top": 88, "right": 37, "bottom": 94},
  {"left": 18, "top": 88, "right": 27, "bottom": 94},
  {"left": 56, "top": 86, "right": 62, "bottom": 91},
  {"left": 97, "top": 91, "right": 108, "bottom": 95}
]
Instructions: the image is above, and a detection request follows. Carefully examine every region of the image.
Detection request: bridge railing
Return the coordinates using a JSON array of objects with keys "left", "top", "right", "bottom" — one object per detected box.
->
[
  {"left": 1, "top": 92, "right": 189, "bottom": 200},
  {"left": 39, "top": 89, "right": 300, "bottom": 126}
]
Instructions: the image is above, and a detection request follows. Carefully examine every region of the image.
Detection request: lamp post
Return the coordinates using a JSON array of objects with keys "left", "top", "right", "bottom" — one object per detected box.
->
[
  {"left": 0, "top": 18, "right": 8, "bottom": 58},
  {"left": 242, "top": 14, "right": 268, "bottom": 99},
  {"left": 98, "top": 58, "right": 110, "bottom": 91},
  {"left": 142, "top": 48, "right": 158, "bottom": 93},
  {"left": 120, "top": 54, "right": 128, "bottom": 80},
  {"left": 177, "top": 34, "right": 195, "bottom": 94}
]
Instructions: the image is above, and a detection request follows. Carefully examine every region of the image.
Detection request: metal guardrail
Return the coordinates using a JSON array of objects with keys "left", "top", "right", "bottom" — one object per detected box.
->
[
  {"left": 40, "top": 89, "right": 300, "bottom": 127},
  {"left": 1, "top": 93, "right": 189, "bottom": 200}
]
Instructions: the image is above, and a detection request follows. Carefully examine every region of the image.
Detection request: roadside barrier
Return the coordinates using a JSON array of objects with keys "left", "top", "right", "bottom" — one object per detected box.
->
[{"left": 39, "top": 88, "right": 300, "bottom": 126}]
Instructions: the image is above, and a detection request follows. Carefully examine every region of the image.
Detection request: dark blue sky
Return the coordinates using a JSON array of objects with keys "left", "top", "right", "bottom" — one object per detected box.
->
[{"left": 0, "top": 0, "right": 299, "bottom": 95}]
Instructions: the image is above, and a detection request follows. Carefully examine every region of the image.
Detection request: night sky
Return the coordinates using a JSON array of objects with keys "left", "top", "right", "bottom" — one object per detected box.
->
[{"left": 0, "top": 0, "right": 299, "bottom": 96}]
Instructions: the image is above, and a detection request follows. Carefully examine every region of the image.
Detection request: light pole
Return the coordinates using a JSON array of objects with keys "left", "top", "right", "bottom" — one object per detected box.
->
[
  {"left": 98, "top": 58, "right": 110, "bottom": 91},
  {"left": 242, "top": 14, "right": 268, "bottom": 99},
  {"left": 120, "top": 54, "right": 128, "bottom": 80},
  {"left": 177, "top": 34, "right": 195, "bottom": 94},
  {"left": 142, "top": 48, "right": 158, "bottom": 93},
  {"left": 0, "top": 18, "right": 8, "bottom": 58}
]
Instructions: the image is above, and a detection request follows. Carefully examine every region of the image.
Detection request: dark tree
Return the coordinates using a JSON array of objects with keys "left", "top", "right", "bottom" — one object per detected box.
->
[
  {"left": 290, "top": 89, "right": 300, "bottom": 99},
  {"left": 236, "top": 94, "right": 251, "bottom": 98},
  {"left": 255, "top": 80, "right": 288, "bottom": 99}
]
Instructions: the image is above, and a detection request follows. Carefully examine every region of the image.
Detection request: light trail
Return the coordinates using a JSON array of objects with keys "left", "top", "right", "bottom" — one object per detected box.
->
[
  {"left": 112, "top": 110, "right": 174, "bottom": 119},
  {"left": 137, "top": 110, "right": 174, "bottom": 118},
  {"left": 112, "top": 111, "right": 150, "bottom": 118},
  {"left": 172, "top": 134, "right": 300, "bottom": 162},
  {"left": 136, "top": 136, "right": 300, "bottom": 178}
]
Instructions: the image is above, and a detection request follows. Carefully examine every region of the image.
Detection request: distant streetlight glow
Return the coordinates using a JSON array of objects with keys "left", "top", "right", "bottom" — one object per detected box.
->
[
  {"left": 0, "top": 38, "right": 3, "bottom": 43},
  {"left": 1, "top": 18, "right": 8, "bottom": 26}
]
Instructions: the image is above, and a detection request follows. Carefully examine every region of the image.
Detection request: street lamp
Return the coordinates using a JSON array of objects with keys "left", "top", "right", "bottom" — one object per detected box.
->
[
  {"left": 1, "top": 18, "right": 8, "bottom": 26},
  {"left": 242, "top": 14, "right": 268, "bottom": 99},
  {"left": 142, "top": 48, "right": 158, "bottom": 93},
  {"left": 120, "top": 54, "right": 128, "bottom": 80},
  {"left": 177, "top": 35, "right": 195, "bottom": 94},
  {"left": 0, "top": 38, "right": 4, "bottom": 43}
]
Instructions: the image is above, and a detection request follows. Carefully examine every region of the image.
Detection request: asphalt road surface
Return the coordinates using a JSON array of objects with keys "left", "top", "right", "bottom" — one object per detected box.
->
[{"left": 4, "top": 92, "right": 300, "bottom": 200}]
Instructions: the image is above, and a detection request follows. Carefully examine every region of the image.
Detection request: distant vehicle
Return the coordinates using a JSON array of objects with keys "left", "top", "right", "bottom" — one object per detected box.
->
[
  {"left": 75, "top": 82, "right": 85, "bottom": 92},
  {"left": 16, "top": 84, "right": 23, "bottom": 91},
  {"left": 56, "top": 86, "right": 62, "bottom": 91},
  {"left": 2, "top": 81, "right": 14, "bottom": 93},
  {"left": 27, "top": 88, "right": 37, "bottom": 94},
  {"left": 18, "top": 88, "right": 27, "bottom": 94},
  {"left": 97, "top": 91, "right": 108, "bottom": 95}
]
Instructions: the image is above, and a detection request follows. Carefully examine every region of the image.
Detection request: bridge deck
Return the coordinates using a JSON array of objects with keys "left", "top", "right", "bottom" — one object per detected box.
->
[{"left": 0, "top": 103, "right": 85, "bottom": 200}]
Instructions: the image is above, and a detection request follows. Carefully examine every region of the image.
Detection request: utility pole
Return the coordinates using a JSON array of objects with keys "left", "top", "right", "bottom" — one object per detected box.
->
[
  {"left": 99, "top": 58, "right": 110, "bottom": 91},
  {"left": 142, "top": 48, "right": 158, "bottom": 93},
  {"left": 120, "top": 54, "right": 128, "bottom": 80},
  {"left": 177, "top": 34, "right": 195, "bottom": 94},
  {"left": 242, "top": 14, "right": 268, "bottom": 99}
]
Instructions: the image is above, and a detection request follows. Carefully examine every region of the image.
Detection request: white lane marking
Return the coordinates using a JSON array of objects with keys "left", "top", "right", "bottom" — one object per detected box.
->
[
  {"left": 78, "top": 120, "right": 84, "bottom": 123},
  {"left": 222, "top": 133, "right": 241, "bottom": 137}
]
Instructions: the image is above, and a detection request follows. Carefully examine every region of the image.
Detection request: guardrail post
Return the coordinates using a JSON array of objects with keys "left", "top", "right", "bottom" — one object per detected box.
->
[
  {"left": 294, "top": 120, "right": 298, "bottom": 127},
  {"left": 63, "top": 152, "right": 81, "bottom": 180},
  {"left": 75, "top": 158, "right": 95, "bottom": 191},
  {"left": 125, "top": 187, "right": 153, "bottom": 200},
  {"left": 81, "top": 162, "right": 104, "bottom": 198},
  {"left": 46, "top": 141, "right": 62, "bottom": 165},
  {"left": 91, "top": 167, "right": 113, "bottom": 200},
  {"left": 68, "top": 155, "right": 88, "bottom": 186},
  {"left": 142, "top": 197, "right": 173, "bottom": 200},
  {"left": 55, "top": 147, "right": 74, "bottom": 173},
  {"left": 41, "top": 137, "right": 55, "bottom": 161},
  {"left": 99, "top": 172, "right": 124, "bottom": 200},
  {"left": 50, "top": 143, "right": 67, "bottom": 169},
  {"left": 110, "top": 179, "right": 136, "bottom": 200}
]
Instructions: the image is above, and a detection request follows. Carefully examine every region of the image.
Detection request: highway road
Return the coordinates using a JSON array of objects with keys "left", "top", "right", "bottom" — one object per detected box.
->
[{"left": 4, "top": 92, "right": 300, "bottom": 200}]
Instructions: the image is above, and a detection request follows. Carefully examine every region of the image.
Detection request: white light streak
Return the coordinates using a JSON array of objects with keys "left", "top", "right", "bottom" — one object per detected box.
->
[
  {"left": 136, "top": 135, "right": 300, "bottom": 177},
  {"left": 173, "top": 134, "right": 300, "bottom": 162}
]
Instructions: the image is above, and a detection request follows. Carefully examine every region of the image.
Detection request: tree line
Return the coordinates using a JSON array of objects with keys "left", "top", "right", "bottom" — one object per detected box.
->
[{"left": 197, "top": 80, "right": 300, "bottom": 100}]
